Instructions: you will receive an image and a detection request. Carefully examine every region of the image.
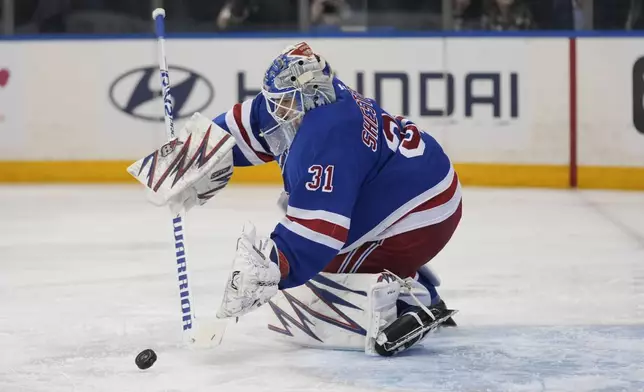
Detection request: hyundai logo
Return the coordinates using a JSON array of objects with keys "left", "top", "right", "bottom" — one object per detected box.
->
[{"left": 109, "top": 66, "right": 214, "bottom": 122}]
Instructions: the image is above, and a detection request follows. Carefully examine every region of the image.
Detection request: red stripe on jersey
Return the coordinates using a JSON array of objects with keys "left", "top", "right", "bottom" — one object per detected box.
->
[
  {"left": 409, "top": 172, "right": 459, "bottom": 214},
  {"left": 286, "top": 215, "right": 349, "bottom": 244},
  {"left": 232, "top": 103, "right": 273, "bottom": 163},
  {"left": 387, "top": 173, "right": 460, "bottom": 227}
]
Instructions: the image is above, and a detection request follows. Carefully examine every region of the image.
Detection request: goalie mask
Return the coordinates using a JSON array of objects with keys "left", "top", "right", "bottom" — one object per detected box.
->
[{"left": 261, "top": 42, "right": 336, "bottom": 155}]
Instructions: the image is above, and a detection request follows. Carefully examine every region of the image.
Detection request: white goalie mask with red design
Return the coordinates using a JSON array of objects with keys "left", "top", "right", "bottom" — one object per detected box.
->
[{"left": 261, "top": 42, "right": 336, "bottom": 155}]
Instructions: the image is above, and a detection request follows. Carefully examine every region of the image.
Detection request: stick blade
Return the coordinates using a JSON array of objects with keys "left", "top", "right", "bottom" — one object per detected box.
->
[{"left": 190, "top": 318, "right": 231, "bottom": 349}]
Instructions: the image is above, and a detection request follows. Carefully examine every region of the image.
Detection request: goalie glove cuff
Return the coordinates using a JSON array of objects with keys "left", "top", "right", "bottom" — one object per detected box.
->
[
  {"left": 264, "top": 239, "right": 290, "bottom": 280},
  {"left": 216, "top": 223, "right": 282, "bottom": 319}
]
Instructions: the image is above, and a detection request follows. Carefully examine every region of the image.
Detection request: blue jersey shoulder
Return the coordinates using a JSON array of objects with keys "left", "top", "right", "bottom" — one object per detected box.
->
[
  {"left": 279, "top": 80, "right": 381, "bottom": 193},
  {"left": 290, "top": 79, "right": 379, "bottom": 157}
]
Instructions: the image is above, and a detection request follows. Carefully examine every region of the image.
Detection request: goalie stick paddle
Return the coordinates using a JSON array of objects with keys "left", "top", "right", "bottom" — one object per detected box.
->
[{"left": 151, "top": 8, "right": 228, "bottom": 348}]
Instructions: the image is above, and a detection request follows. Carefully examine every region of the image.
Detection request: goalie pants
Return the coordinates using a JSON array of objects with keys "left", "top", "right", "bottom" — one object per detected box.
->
[{"left": 323, "top": 201, "right": 463, "bottom": 282}]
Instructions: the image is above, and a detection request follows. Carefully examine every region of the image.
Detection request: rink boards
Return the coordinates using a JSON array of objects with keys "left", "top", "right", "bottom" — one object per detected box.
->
[{"left": 0, "top": 35, "right": 643, "bottom": 189}]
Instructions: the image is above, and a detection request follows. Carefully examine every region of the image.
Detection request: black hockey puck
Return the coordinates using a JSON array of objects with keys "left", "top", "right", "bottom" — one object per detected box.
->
[{"left": 135, "top": 349, "right": 157, "bottom": 370}]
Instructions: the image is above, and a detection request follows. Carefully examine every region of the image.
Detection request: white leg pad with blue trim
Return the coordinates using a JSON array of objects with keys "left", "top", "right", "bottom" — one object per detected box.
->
[{"left": 264, "top": 272, "right": 400, "bottom": 354}]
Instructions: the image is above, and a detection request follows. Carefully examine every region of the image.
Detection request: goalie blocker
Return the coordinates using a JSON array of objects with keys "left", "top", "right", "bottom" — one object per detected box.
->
[{"left": 127, "top": 112, "right": 236, "bottom": 212}]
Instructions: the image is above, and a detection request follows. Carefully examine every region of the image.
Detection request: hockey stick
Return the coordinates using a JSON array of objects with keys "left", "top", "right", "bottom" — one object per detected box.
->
[{"left": 152, "top": 8, "right": 228, "bottom": 348}]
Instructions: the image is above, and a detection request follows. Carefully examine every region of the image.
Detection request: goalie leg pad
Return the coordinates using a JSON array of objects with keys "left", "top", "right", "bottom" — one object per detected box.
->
[
  {"left": 265, "top": 271, "right": 458, "bottom": 356},
  {"left": 265, "top": 273, "right": 400, "bottom": 353}
]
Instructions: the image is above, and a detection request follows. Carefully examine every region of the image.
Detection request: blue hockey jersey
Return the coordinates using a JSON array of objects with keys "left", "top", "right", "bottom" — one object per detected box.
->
[{"left": 213, "top": 79, "right": 461, "bottom": 289}]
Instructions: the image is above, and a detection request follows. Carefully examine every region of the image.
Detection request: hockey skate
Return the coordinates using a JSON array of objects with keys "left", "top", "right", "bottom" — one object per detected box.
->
[
  {"left": 374, "top": 303, "right": 458, "bottom": 357},
  {"left": 372, "top": 268, "right": 458, "bottom": 357},
  {"left": 435, "top": 299, "right": 457, "bottom": 327}
]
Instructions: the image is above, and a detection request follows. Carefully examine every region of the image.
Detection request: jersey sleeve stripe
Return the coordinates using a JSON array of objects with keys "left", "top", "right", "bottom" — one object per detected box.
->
[
  {"left": 285, "top": 215, "right": 349, "bottom": 243},
  {"left": 285, "top": 206, "right": 351, "bottom": 229},
  {"left": 279, "top": 218, "right": 345, "bottom": 250},
  {"left": 406, "top": 172, "right": 459, "bottom": 215},
  {"left": 225, "top": 107, "right": 264, "bottom": 166},
  {"left": 340, "top": 165, "right": 456, "bottom": 254},
  {"left": 240, "top": 99, "right": 270, "bottom": 155},
  {"left": 376, "top": 175, "right": 462, "bottom": 239},
  {"left": 233, "top": 103, "right": 273, "bottom": 163}
]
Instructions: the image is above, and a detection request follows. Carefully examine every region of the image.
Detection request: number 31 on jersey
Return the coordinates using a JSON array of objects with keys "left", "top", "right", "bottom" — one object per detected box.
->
[{"left": 306, "top": 165, "right": 334, "bottom": 192}]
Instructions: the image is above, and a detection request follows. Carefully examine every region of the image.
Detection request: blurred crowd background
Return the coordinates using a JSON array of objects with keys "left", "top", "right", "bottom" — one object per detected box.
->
[{"left": 0, "top": 0, "right": 642, "bottom": 35}]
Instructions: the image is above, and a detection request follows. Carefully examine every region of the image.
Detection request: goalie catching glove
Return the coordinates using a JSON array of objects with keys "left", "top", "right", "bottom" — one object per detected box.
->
[
  {"left": 216, "top": 222, "right": 285, "bottom": 319},
  {"left": 127, "top": 112, "right": 236, "bottom": 212}
]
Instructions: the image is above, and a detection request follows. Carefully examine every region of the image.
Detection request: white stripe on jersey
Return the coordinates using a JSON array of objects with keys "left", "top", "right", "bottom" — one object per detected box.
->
[
  {"left": 348, "top": 240, "right": 382, "bottom": 273},
  {"left": 375, "top": 183, "right": 462, "bottom": 240},
  {"left": 279, "top": 217, "right": 345, "bottom": 250},
  {"left": 225, "top": 108, "right": 264, "bottom": 166},
  {"left": 286, "top": 206, "right": 351, "bottom": 230},
  {"left": 337, "top": 248, "right": 358, "bottom": 273},
  {"left": 338, "top": 165, "right": 456, "bottom": 254},
  {"left": 241, "top": 99, "right": 269, "bottom": 155}
]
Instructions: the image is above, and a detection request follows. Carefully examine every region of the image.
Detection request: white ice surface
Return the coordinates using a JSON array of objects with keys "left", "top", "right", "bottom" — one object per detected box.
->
[{"left": 1, "top": 185, "right": 643, "bottom": 392}]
